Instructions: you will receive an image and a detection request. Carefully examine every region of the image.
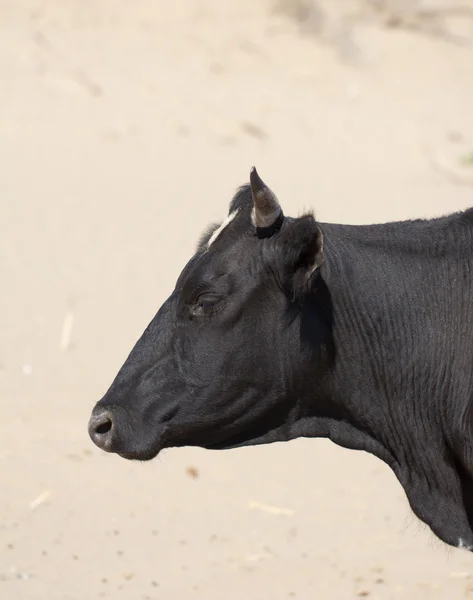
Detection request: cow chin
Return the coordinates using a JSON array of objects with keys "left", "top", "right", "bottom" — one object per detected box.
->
[
  {"left": 114, "top": 431, "right": 169, "bottom": 462},
  {"left": 111, "top": 438, "right": 165, "bottom": 462},
  {"left": 114, "top": 424, "right": 261, "bottom": 459},
  {"left": 117, "top": 448, "right": 161, "bottom": 462}
]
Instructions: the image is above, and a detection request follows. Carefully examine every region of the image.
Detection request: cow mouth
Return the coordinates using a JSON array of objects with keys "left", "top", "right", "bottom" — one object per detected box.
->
[
  {"left": 117, "top": 448, "right": 161, "bottom": 461},
  {"left": 115, "top": 432, "right": 170, "bottom": 462},
  {"left": 116, "top": 437, "right": 240, "bottom": 458},
  {"left": 116, "top": 423, "right": 270, "bottom": 458}
]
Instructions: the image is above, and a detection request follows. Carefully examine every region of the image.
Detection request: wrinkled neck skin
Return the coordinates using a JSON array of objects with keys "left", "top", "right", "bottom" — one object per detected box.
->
[{"left": 250, "top": 214, "right": 473, "bottom": 548}]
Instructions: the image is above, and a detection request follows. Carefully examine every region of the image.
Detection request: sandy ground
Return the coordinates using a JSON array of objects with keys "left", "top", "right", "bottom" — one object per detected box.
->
[{"left": 2, "top": 1, "right": 473, "bottom": 598}]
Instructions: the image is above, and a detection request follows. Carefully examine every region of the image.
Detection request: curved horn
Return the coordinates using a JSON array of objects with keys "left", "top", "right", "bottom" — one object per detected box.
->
[{"left": 250, "top": 167, "right": 282, "bottom": 229}]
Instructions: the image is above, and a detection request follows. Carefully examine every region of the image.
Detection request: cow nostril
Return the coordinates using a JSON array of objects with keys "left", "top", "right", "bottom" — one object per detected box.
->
[
  {"left": 95, "top": 418, "right": 112, "bottom": 435},
  {"left": 88, "top": 411, "right": 115, "bottom": 451}
]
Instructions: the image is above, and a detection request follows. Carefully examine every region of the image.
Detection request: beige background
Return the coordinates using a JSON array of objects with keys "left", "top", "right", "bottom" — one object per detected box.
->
[{"left": 2, "top": 1, "right": 473, "bottom": 598}]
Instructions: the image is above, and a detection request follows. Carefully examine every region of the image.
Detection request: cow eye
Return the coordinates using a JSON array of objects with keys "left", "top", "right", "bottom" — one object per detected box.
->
[{"left": 190, "top": 293, "right": 221, "bottom": 318}]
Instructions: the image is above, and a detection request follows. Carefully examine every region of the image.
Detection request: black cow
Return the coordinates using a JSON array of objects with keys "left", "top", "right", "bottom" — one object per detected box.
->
[{"left": 89, "top": 168, "right": 473, "bottom": 552}]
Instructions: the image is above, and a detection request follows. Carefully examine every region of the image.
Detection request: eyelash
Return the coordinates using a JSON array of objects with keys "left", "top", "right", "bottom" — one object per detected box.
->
[{"left": 190, "top": 294, "right": 222, "bottom": 318}]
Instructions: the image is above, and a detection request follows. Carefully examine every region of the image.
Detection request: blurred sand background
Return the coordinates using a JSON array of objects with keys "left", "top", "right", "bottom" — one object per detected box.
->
[{"left": 2, "top": 1, "right": 473, "bottom": 598}]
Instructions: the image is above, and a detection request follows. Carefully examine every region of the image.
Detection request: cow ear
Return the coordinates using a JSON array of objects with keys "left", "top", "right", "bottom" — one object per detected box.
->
[{"left": 274, "top": 214, "right": 324, "bottom": 298}]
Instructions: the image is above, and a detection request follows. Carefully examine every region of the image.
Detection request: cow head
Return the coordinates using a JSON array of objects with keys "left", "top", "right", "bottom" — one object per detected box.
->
[
  {"left": 89, "top": 168, "right": 473, "bottom": 552},
  {"left": 88, "top": 168, "right": 328, "bottom": 461}
]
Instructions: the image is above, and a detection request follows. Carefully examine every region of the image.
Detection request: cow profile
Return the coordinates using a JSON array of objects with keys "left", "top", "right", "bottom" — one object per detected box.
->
[{"left": 89, "top": 167, "right": 473, "bottom": 552}]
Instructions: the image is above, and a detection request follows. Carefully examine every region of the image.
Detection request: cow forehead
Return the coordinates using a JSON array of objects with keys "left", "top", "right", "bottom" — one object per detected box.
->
[{"left": 206, "top": 210, "right": 239, "bottom": 248}]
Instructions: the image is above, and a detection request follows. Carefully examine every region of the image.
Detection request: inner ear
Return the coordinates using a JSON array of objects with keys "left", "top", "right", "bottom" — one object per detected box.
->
[{"left": 275, "top": 214, "right": 324, "bottom": 298}]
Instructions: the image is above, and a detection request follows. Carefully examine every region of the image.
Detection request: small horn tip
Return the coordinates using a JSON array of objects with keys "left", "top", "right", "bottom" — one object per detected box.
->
[{"left": 249, "top": 166, "right": 263, "bottom": 185}]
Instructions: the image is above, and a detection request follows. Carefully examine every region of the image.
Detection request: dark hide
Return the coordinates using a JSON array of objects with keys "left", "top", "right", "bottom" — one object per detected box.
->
[{"left": 89, "top": 180, "right": 473, "bottom": 552}]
